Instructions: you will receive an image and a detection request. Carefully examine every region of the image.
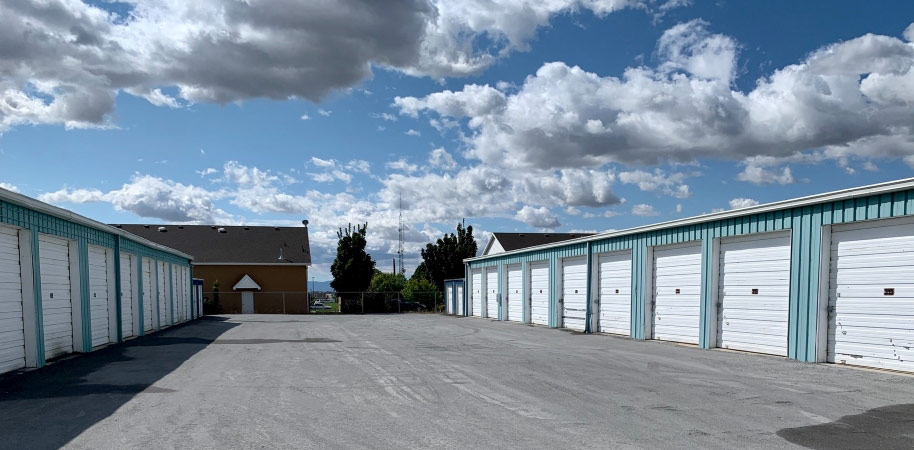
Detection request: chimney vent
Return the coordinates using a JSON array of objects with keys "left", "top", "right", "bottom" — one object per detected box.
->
[
  {"left": 217, "top": 227, "right": 227, "bottom": 233},
  {"left": 158, "top": 227, "right": 167, "bottom": 232}
]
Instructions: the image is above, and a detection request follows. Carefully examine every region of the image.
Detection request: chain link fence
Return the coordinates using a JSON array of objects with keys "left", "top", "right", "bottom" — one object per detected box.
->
[{"left": 202, "top": 290, "right": 443, "bottom": 315}]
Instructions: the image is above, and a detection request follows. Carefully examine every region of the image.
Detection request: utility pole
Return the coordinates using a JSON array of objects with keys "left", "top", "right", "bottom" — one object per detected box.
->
[{"left": 397, "top": 194, "right": 405, "bottom": 276}]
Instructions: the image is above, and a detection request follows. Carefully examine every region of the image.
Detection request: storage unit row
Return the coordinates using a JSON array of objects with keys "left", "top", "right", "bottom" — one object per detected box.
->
[
  {"left": 463, "top": 178, "right": 914, "bottom": 373},
  {"left": 1, "top": 188, "right": 196, "bottom": 375}
]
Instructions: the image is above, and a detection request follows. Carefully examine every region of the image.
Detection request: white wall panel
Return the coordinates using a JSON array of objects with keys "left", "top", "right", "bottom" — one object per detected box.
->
[
  {"left": 142, "top": 258, "right": 153, "bottom": 331},
  {"left": 87, "top": 245, "right": 110, "bottom": 348},
  {"left": 506, "top": 265, "right": 523, "bottom": 322},
  {"left": 652, "top": 243, "right": 702, "bottom": 344},
  {"left": 120, "top": 253, "right": 134, "bottom": 338},
  {"left": 561, "top": 257, "right": 587, "bottom": 331},
  {"left": 0, "top": 226, "right": 25, "bottom": 373},
  {"left": 717, "top": 233, "right": 791, "bottom": 356},
  {"left": 530, "top": 261, "right": 549, "bottom": 326},
  {"left": 828, "top": 219, "right": 914, "bottom": 372},
  {"left": 38, "top": 234, "right": 72, "bottom": 359},
  {"left": 471, "top": 270, "right": 482, "bottom": 317},
  {"left": 598, "top": 251, "right": 632, "bottom": 336},
  {"left": 486, "top": 269, "right": 499, "bottom": 319}
]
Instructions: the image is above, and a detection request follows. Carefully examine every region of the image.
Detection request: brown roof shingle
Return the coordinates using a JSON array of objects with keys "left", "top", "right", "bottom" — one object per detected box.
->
[{"left": 113, "top": 224, "right": 311, "bottom": 265}]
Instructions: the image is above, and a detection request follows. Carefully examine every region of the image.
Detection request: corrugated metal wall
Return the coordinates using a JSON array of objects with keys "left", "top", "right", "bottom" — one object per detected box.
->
[
  {"left": 0, "top": 198, "right": 193, "bottom": 368},
  {"left": 467, "top": 187, "right": 914, "bottom": 362}
]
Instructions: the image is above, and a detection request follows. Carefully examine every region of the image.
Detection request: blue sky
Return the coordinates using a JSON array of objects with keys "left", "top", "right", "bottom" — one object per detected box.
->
[{"left": 1, "top": 1, "right": 913, "bottom": 280}]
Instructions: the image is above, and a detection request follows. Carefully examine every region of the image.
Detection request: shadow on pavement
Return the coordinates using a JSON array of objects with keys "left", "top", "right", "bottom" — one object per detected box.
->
[
  {"left": 0, "top": 316, "right": 238, "bottom": 450},
  {"left": 776, "top": 403, "right": 914, "bottom": 449}
]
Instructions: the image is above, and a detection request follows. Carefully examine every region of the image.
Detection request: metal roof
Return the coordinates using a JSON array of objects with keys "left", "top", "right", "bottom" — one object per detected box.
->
[
  {"left": 0, "top": 186, "right": 193, "bottom": 260},
  {"left": 465, "top": 177, "right": 914, "bottom": 262}
]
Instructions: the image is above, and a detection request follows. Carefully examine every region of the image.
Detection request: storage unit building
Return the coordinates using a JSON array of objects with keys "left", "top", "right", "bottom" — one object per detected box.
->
[
  {"left": 443, "top": 279, "right": 465, "bottom": 316},
  {"left": 0, "top": 187, "right": 194, "bottom": 375},
  {"left": 465, "top": 178, "right": 914, "bottom": 373}
]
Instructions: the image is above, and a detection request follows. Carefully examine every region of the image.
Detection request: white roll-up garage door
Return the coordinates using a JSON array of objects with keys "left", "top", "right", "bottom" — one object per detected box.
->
[
  {"left": 88, "top": 245, "right": 110, "bottom": 348},
  {"left": 598, "top": 251, "right": 632, "bottom": 336},
  {"left": 530, "top": 261, "right": 549, "bottom": 326},
  {"left": 506, "top": 264, "right": 523, "bottom": 322},
  {"left": 142, "top": 258, "right": 153, "bottom": 331},
  {"left": 157, "top": 261, "right": 168, "bottom": 327},
  {"left": 0, "top": 226, "right": 25, "bottom": 374},
  {"left": 561, "top": 257, "right": 587, "bottom": 331},
  {"left": 652, "top": 243, "right": 702, "bottom": 344},
  {"left": 471, "top": 269, "right": 482, "bottom": 317},
  {"left": 170, "top": 264, "right": 178, "bottom": 323},
  {"left": 486, "top": 268, "right": 499, "bottom": 319},
  {"left": 717, "top": 232, "right": 791, "bottom": 356},
  {"left": 456, "top": 285, "right": 464, "bottom": 316},
  {"left": 39, "top": 234, "right": 73, "bottom": 359},
  {"left": 446, "top": 286, "right": 453, "bottom": 314},
  {"left": 120, "top": 253, "right": 134, "bottom": 338},
  {"left": 828, "top": 218, "right": 914, "bottom": 372}
]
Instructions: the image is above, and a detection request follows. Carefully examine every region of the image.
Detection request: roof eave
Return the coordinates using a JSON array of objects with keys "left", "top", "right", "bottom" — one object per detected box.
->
[
  {"left": 0, "top": 187, "right": 193, "bottom": 260},
  {"left": 464, "top": 176, "right": 914, "bottom": 263}
]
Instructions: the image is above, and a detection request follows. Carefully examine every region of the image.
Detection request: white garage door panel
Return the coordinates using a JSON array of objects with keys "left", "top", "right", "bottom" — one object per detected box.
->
[
  {"left": 446, "top": 288, "right": 453, "bottom": 314},
  {"left": 530, "top": 262, "right": 549, "bottom": 325},
  {"left": 598, "top": 252, "right": 632, "bottom": 336},
  {"left": 88, "top": 246, "right": 109, "bottom": 348},
  {"left": 39, "top": 234, "right": 73, "bottom": 359},
  {"left": 828, "top": 219, "right": 914, "bottom": 372},
  {"left": 157, "top": 262, "right": 168, "bottom": 327},
  {"left": 486, "top": 269, "right": 499, "bottom": 319},
  {"left": 456, "top": 285, "right": 464, "bottom": 316},
  {"left": 653, "top": 244, "right": 702, "bottom": 344},
  {"left": 142, "top": 259, "right": 153, "bottom": 331},
  {"left": 0, "top": 227, "right": 25, "bottom": 373},
  {"left": 562, "top": 257, "right": 587, "bottom": 331},
  {"left": 120, "top": 254, "right": 134, "bottom": 338},
  {"left": 506, "top": 265, "right": 523, "bottom": 322},
  {"left": 718, "top": 234, "right": 791, "bottom": 356},
  {"left": 471, "top": 270, "right": 482, "bottom": 317}
]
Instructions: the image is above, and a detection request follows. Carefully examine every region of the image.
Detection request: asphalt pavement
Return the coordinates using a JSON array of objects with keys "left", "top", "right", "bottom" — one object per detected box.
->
[{"left": 1, "top": 314, "right": 912, "bottom": 450}]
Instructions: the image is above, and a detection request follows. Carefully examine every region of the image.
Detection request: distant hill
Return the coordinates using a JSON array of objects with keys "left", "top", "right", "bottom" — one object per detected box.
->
[{"left": 310, "top": 280, "right": 334, "bottom": 292}]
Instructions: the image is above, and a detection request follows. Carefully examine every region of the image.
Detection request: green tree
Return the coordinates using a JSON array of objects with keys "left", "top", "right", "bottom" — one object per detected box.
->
[
  {"left": 418, "top": 221, "right": 477, "bottom": 290},
  {"left": 330, "top": 223, "right": 376, "bottom": 293},
  {"left": 369, "top": 272, "right": 407, "bottom": 293},
  {"left": 403, "top": 276, "right": 438, "bottom": 310},
  {"left": 411, "top": 261, "right": 431, "bottom": 282}
]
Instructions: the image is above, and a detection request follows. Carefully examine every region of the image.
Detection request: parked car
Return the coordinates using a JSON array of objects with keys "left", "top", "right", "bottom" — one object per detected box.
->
[
  {"left": 387, "top": 299, "right": 427, "bottom": 312},
  {"left": 312, "top": 301, "right": 328, "bottom": 310}
]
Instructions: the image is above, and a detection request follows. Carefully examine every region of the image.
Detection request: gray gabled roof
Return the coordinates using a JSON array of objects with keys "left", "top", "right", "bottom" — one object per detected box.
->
[
  {"left": 113, "top": 224, "right": 310, "bottom": 265},
  {"left": 488, "top": 232, "right": 596, "bottom": 253}
]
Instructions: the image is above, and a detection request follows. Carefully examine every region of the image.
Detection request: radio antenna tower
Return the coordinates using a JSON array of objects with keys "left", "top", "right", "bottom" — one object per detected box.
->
[{"left": 397, "top": 194, "right": 405, "bottom": 276}]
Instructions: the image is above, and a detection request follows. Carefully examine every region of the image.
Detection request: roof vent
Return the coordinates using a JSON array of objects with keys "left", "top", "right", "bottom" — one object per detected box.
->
[
  {"left": 244, "top": 226, "right": 250, "bottom": 230},
  {"left": 158, "top": 227, "right": 167, "bottom": 232},
  {"left": 144, "top": 225, "right": 150, "bottom": 228},
  {"left": 274, "top": 227, "right": 280, "bottom": 231},
  {"left": 178, "top": 226, "right": 184, "bottom": 229},
  {"left": 210, "top": 226, "right": 216, "bottom": 229},
  {"left": 217, "top": 227, "right": 227, "bottom": 233}
]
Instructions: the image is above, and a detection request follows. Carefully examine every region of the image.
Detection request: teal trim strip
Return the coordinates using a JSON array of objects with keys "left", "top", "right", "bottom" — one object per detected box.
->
[
  {"left": 699, "top": 232, "right": 714, "bottom": 349},
  {"left": 78, "top": 238, "right": 91, "bottom": 352},
  {"left": 30, "top": 231, "right": 45, "bottom": 367}
]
